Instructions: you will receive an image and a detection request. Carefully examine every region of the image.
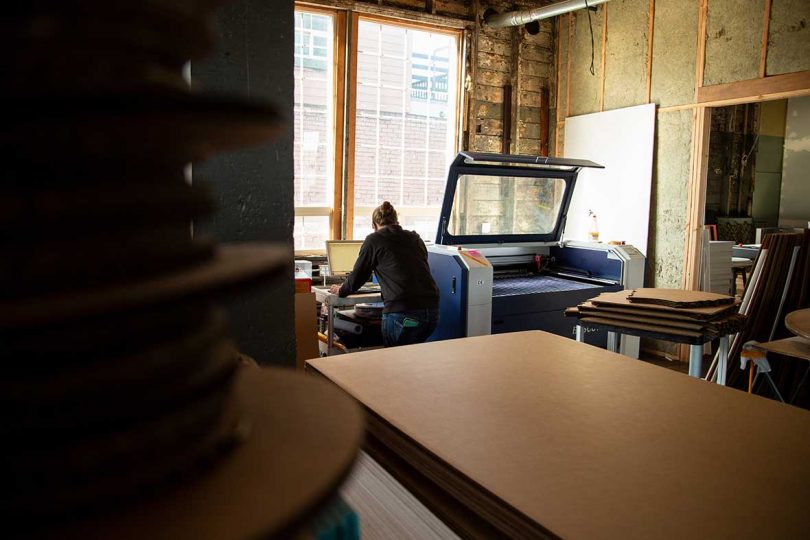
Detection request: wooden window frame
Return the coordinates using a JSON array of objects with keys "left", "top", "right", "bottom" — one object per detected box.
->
[
  {"left": 294, "top": 5, "right": 346, "bottom": 255},
  {"left": 294, "top": 4, "right": 466, "bottom": 252},
  {"left": 345, "top": 12, "right": 464, "bottom": 239}
]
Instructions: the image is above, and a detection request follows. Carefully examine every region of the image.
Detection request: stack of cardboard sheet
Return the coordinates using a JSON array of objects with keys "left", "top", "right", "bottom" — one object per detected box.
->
[
  {"left": 705, "top": 240, "right": 734, "bottom": 295},
  {"left": 566, "top": 288, "right": 745, "bottom": 342}
]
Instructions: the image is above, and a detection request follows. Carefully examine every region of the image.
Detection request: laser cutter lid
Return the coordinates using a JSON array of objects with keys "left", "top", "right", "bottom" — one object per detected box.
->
[{"left": 435, "top": 151, "right": 603, "bottom": 246}]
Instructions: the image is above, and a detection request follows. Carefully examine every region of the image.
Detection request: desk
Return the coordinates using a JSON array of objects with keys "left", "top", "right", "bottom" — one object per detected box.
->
[
  {"left": 575, "top": 319, "right": 731, "bottom": 384},
  {"left": 730, "top": 256, "right": 754, "bottom": 295},
  {"left": 307, "top": 332, "right": 810, "bottom": 539},
  {"left": 313, "top": 286, "right": 382, "bottom": 355},
  {"left": 746, "top": 309, "right": 810, "bottom": 402}
]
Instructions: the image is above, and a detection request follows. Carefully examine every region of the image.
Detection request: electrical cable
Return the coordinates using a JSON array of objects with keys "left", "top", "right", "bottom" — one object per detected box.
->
[{"left": 585, "top": 0, "right": 596, "bottom": 75}]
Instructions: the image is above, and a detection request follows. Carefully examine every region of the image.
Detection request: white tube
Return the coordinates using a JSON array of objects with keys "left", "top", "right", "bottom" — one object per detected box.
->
[{"left": 486, "top": 0, "right": 612, "bottom": 28}]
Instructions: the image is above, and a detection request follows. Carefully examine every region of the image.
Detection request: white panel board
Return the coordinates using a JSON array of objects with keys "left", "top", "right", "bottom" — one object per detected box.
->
[
  {"left": 563, "top": 104, "right": 655, "bottom": 256},
  {"left": 780, "top": 95, "right": 810, "bottom": 228}
]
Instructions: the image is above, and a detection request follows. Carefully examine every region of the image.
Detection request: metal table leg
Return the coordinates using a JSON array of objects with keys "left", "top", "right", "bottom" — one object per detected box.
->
[
  {"left": 689, "top": 344, "right": 703, "bottom": 378},
  {"left": 717, "top": 335, "right": 729, "bottom": 386},
  {"left": 575, "top": 324, "right": 584, "bottom": 343},
  {"left": 327, "top": 304, "right": 335, "bottom": 355},
  {"left": 607, "top": 332, "right": 619, "bottom": 353}
]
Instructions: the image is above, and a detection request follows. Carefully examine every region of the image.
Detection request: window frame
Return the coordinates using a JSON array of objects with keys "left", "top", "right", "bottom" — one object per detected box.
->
[
  {"left": 346, "top": 13, "right": 464, "bottom": 241},
  {"left": 293, "top": 4, "right": 464, "bottom": 254}
]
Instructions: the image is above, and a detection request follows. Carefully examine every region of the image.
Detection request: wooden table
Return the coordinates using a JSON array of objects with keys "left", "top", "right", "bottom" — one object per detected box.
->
[
  {"left": 786, "top": 308, "right": 810, "bottom": 340},
  {"left": 748, "top": 309, "right": 810, "bottom": 402},
  {"left": 313, "top": 286, "right": 382, "bottom": 355},
  {"left": 308, "top": 331, "right": 810, "bottom": 539}
]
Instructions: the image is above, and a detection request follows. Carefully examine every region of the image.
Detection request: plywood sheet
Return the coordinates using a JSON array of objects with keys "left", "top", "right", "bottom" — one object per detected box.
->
[
  {"left": 308, "top": 331, "right": 810, "bottom": 540},
  {"left": 766, "top": 0, "right": 810, "bottom": 76},
  {"left": 604, "top": 0, "right": 650, "bottom": 111},
  {"left": 650, "top": 0, "right": 698, "bottom": 107},
  {"left": 563, "top": 103, "right": 655, "bottom": 256},
  {"left": 568, "top": 7, "right": 603, "bottom": 116},
  {"left": 703, "top": 0, "right": 763, "bottom": 86},
  {"left": 649, "top": 109, "right": 692, "bottom": 287}
]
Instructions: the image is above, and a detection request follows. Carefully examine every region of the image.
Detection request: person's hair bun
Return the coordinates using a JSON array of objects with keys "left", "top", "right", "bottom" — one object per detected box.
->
[{"left": 372, "top": 201, "right": 399, "bottom": 227}]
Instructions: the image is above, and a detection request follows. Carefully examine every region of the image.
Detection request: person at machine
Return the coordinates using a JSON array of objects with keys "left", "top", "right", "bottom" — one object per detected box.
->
[{"left": 330, "top": 201, "right": 440, "bottom": 347}]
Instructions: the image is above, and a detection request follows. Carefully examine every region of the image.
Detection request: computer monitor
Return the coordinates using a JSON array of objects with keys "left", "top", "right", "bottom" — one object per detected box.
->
[{"left": 325, "top": 240, "right": 364, "bottom": 276}]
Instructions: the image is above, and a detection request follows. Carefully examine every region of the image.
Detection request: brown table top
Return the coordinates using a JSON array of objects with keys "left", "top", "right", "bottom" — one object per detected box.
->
[
  {"left": 758, "top": 336, "right": 810, "bottom": 362},
  {"left": 786, "top": 309, "right": 810, "bottom": 340},
  {"left": 308, "top": 331, "right": 810, "bottom": 540}
]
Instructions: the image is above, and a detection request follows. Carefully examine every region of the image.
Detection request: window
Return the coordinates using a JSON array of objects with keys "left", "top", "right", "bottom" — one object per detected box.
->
[
  {"left": 351, "top": 20, "right": 459, "bottom": 242},
  {"left": 294, "top": 10, "right": 335, "bottom": 250},
  {"left": 293, "top": 8, "right": 462, "bottom": 251},
  {"left": 449, "top": 175, "right": 567, "bottom": 236}
]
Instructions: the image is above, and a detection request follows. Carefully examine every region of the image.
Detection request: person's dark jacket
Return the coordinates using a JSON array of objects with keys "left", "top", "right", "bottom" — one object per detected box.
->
[{"left": 338, "top": 225, "right": 439, "bottom": 314}]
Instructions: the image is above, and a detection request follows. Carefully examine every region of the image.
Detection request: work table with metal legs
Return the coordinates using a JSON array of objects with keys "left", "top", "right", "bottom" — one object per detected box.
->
[
  {"left": 313, "top": 286, "right": 382, "bottom": 355},
  {"left": 575, "top": 321, "right": 731, "bottom": 384}
]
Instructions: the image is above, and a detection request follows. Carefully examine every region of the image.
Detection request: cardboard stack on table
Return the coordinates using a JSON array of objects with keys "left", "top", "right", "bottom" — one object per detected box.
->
[{"left": 566, "top": 288, "right": 746, "bottom": 341}]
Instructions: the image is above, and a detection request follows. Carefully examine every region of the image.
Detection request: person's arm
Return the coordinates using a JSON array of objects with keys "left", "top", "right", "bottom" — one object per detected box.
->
[{"left": 337, "top": 241, "right": 374, "bottom": 297}]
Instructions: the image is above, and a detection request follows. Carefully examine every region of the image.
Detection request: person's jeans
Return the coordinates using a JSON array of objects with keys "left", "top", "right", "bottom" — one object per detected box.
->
[{"left": 381, "top": 308, "right": 439, "bottom": 347}]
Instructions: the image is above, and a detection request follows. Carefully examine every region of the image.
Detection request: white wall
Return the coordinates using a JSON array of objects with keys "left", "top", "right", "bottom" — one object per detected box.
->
[
  {"left": 563, "top": 104, "right": 656, "bottom": 256},
  {"left": 780, "top": 96, "right": 810, "bottom": 228}
]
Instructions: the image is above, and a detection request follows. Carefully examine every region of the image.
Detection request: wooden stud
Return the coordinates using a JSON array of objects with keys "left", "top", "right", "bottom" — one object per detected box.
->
[
  {"left": 697, "top": 70, "right": 810, "bottom": 104},
  {"left": 566, "top": 12, "right": 572, "bottom": 119},
  {"left": 555, "top": 16, "right": 563, "bottom": 156},
  {"left": 646, "top": 0, "right": 655, "bottom": 103},
  {"left": 695, "top": 0, "right": 708, "bottom": 98},
  {"left": 345, "top": 12, "right": 359, "bottom": 238},
  {"left": 503, "top": 84, "right": 513, "bottom": 154},
  {"left": 599, "top": 3, "right": 608, "bottom": 112},
  {"left": 332, "top": 10, "right": 348, "bottom": 240},
  {"left": 540, "top": 87, "right": 550, "bottom": 156},
  {"left": 682, "top": 106, "right": 711, "bottom": 292},
  {"left": 760, "top": 0, "right": 773, "bottom": 78}
]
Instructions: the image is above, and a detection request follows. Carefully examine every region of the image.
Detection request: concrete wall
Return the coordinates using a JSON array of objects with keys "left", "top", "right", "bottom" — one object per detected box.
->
[
  {"left": 557, "top": 0, "right": 810, "bottom": 288},
  {"left": 192, "top": 1, "right": 296, "bottom": 367}
]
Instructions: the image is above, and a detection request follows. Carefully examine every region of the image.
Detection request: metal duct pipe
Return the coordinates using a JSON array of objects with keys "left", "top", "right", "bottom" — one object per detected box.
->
[{"left": 485, "top": 0, "right": 612, "bottom": 28}]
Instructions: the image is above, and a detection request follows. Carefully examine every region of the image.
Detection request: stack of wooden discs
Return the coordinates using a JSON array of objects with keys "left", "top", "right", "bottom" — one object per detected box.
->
[
  {"left": 566, "top": 288, "right": 746, "bottom": 341},
  {"left": 1, "top": 0, "right": 290, "bottom": 527}
]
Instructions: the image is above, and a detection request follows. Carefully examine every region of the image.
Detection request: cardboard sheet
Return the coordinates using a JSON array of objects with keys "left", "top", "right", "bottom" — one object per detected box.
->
[
  {"left": 308, "top": 332, "right": 810, "bottom": 539},
  {"left": 627, "top": 288, "right": 735, "bottom": 308},
  {"left": 590, "top": 290, "right": 739, "bottom": 320}
]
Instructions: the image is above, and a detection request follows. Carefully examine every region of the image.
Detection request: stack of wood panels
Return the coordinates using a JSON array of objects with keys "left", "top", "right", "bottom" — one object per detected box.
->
[
  {"left": 566, "top": 288, "right": 744, "bottom": 343},
  {"left": 723, "top": 232, "right": 809, "bottom": 392}
]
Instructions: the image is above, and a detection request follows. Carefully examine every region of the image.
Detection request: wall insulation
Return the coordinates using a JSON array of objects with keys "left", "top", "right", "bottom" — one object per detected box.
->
[
  {"left": 568, "top": 8, "right": 604, "bottom": 116},
  {"left": 703, "top": 0, "right": 762, "bottom": 86},
  {"left": 767, "top": 0, "right": 810, "bottom": 76},
  {"left": 649, "top": 110, "right": 693, "bottom": 288},
  {"left": 649, "top": 0, "right": 698, "bottom": 108},
  {"left": 603, "top": 0, "right": 650, "bottom": 111}
]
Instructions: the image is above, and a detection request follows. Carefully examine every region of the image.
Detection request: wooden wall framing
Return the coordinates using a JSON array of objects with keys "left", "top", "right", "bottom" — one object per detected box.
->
[{"left": 554, "top": 0, "right": 810, "bottom": 291}]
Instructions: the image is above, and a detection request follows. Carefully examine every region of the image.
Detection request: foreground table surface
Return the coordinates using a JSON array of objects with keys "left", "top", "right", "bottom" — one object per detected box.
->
[{"left": 308, "top": 331, "right": 810, "bottom": 540}]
